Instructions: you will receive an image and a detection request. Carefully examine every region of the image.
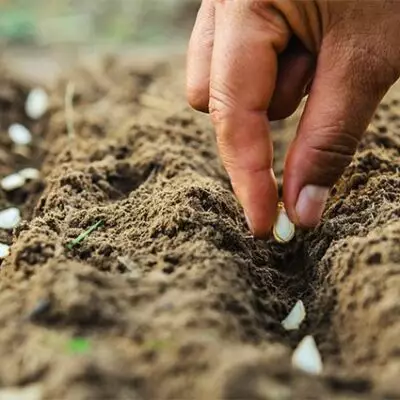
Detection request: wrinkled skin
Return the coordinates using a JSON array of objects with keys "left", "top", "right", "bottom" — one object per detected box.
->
[{"left": 187, "top": 0, "right": 400, "bottom": 237}]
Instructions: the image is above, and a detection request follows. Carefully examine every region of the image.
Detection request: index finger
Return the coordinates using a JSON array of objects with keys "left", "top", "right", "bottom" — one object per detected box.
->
[{"left": 209, "top": 1, "right": 290, "bottom": 237}]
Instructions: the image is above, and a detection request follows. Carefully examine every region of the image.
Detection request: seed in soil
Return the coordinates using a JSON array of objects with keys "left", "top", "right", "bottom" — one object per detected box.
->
[
  {"left": 0, "top": 207, "right": 21, "bottom": 230},
  {"left": 66, "top": 220, "right": 104, "bottom": 250},
  {"left": 8, "top": 123, "right": 33, "bottom": 145},
  {"left": 273, "top": 202, "right": 295, "bottom": 243},
  {"left": 19, "top": 168, "right": 40, "bottom": 181},
  {"left": 0, "top": 243, "right": 10, "bottom": 258},
  {"left": 25, "top": 87, "right": 49, "bottom": 120},
  {"left": 281, "top": 300, "right": 306, "bottom": 331},
  {"left": 1, "top": 173, "right": 25, "bottom": 191},
  {"left": 0, "top": 383, "right": 43, "bottom": 400},
  {"left": 291, "top": 335, "right": 323, "bottom": 375}
]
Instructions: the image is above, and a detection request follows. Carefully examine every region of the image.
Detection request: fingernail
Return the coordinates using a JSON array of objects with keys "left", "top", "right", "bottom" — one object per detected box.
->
[
  {"left": 295, "top": 185, "right": 329, "bottom": 227},
  {"left": 244, "top": 212, "right": 253, "bottom": 233}
]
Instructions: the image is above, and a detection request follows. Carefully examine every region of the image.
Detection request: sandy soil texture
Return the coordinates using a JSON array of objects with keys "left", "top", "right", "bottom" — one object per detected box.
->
[{"left": 0, "top": 58, "right": 399, "bottom": 400}]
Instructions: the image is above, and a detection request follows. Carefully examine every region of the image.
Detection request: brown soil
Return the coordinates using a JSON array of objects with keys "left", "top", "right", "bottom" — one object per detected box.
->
[{"left": 0, "top": 58, "right": 399, "bottom": 400}]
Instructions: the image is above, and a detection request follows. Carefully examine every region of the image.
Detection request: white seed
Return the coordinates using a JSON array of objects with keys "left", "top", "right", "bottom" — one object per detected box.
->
[
  {"left": 0, "top": 384, "right": 43, "bottom": 400},
  {"left": 19, "top": 168, "right": 40, "bottom": 181},
  {"left": 1, "top": 173, "right": 26, "bottom": 191},
  {"left": 282, "top": 300, "right": 306, "bottom": 331},
  {"left": 292, "top": 335, "right": 323, "bottom": 375},
  {"left": 0, "top": 207, "right": 21, "bottom": 230},
  {"left": 273, "top": 203, "right": 295, "bottom": 243},
  {"left": 8, "top": 123, "right": 33, "bottom": 145},
  {"left": 25, "top": 88, "right": 49, "bottom": 119},
  {"left": 0, "top": 243, "right": 10, "bottom": 258}
]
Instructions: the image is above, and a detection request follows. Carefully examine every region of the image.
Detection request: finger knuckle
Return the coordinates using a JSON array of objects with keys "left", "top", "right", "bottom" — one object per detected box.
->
[
  {"left": 247, "top": 0, "right": 289, "bottom": 43},
  {"left": 303, "top": 126, "right": 359, "bottom": 182},
  {"left": 306, "top": 125, "right": 359, "bottom": 156},
  {"left": 213, "top": 0, "right": 288, "bottom": 45},
  {"left": 209, "top": 87, "right": 236, "bottom": 124}
]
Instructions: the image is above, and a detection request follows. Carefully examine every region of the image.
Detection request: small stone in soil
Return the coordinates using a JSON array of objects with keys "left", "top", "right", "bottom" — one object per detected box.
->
[
  {"left": 0, "top": 207, "right": 21, "bottom": 230},
  {"left": 292, "top": 335, "right": 323, "bottom": 375},
  {"left": 0, "top": 243, "right": 10, "bottom": 258},
  {"left": 13, "top": 145, "right": 31, "bottom": 158},
  {"left": 19, "top": 168, "right": 40, "bottom": 181},
  {"left": 117, "top": 255, "right": 141, "bottom": 278},
  {"left": 25, "top": 299, "right": 51, "bottom": 322},
  {"left": 281, "top": 300, "right": 306, "bottom": 331},
  {"left": 8, "top": 123, "right": 33, "bottom": 145},
  {"left": 1, "top": 173, "right": 25, "bottom": 191},
  {"left": 25, "top": 87, "right": 49, "bottom": 119}
]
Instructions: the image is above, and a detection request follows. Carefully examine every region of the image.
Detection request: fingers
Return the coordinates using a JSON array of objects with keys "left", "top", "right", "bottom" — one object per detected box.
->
[
  {"left": 268, "top": 37, "right": 315, "bottom": 121},
  {"left": 210, "top": 1, "right": 290, "bottom": 237},
  {"left": 187, "top": 0, "right": 215, "bottom": 112},
  {"left": 283, "top": 38, "right": 398, "bottom": 227}
]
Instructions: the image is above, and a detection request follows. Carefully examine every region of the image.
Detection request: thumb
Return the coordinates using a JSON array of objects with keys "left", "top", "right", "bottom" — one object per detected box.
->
[{"left": 283, "top": 39, "right": 398, "bottom": 227}]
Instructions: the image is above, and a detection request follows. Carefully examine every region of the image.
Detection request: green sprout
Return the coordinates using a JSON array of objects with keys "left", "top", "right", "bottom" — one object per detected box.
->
[
  {"left": 68, "top": 338, "right": 91, "bottom": 354},
  {"left": 66, "top": 220, "right": 104, "bottom": 250}
]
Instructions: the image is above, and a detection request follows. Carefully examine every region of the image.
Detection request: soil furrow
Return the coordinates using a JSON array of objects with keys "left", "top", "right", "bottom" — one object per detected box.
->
[{"left": 0, "top": 60, "right": 398, "bottom": 399}]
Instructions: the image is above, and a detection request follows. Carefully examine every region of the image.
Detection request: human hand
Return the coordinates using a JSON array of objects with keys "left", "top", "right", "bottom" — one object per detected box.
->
[{"left": 187, "top": 0, "right": 400, "bottom": 237}]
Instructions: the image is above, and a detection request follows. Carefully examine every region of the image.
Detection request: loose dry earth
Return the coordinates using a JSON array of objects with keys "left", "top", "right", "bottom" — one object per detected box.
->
[{"left": 0, "top": 58, "right": 399, "bottom": 400}]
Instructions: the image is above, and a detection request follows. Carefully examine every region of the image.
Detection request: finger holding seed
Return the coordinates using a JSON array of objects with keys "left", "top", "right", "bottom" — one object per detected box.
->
[{"left": 188, "top": 0, "right": 400, "bottom": 235}]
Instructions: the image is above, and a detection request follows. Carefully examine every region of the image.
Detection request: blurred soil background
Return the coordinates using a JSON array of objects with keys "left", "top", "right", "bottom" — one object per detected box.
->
[{"left": 0, "top": 0, "right": 200, "bottom": 82}]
